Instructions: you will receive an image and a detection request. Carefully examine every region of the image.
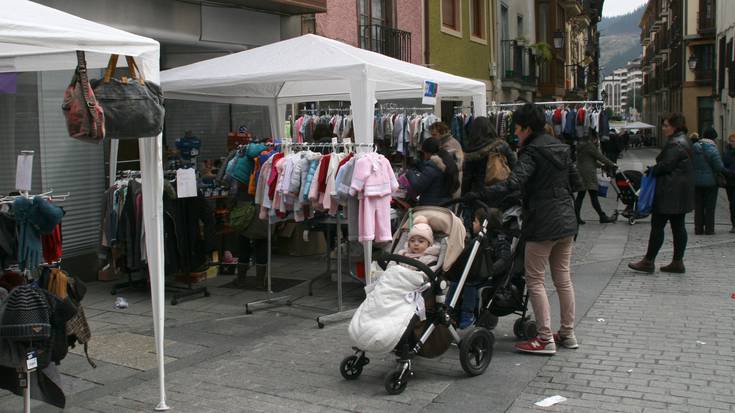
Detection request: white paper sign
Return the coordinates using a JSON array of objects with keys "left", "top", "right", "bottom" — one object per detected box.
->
[
  {"left": 176, "top": 168, "right": 198, "bottom": 198},
  {"left": 422, "top": 80, "right": 438, "bottom": 105},
  {"left": 15, "top": 152, "right": 33, "bottom": 191}
]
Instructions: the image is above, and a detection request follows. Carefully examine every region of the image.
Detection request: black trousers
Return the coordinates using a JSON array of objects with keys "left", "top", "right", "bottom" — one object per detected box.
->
[
  {"left": 694, "top": 186, "right": 719, "bottom": 234},
  {"left": 239, "top": 235, "right": 268, "bottom": 266},
  {"left": 645, "top": 213, "right": 688, "bottom": 261},
  {"left": 728, "top": 186, "right": 735, "bottom": 227},
  {"left": 575, "top": 190, "right": 605, "bottom": 220}
]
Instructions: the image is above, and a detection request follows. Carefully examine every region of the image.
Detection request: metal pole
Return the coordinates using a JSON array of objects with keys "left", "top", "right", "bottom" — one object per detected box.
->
[{"left": 336, "top": 213, "right": 343, "bottom": 312}]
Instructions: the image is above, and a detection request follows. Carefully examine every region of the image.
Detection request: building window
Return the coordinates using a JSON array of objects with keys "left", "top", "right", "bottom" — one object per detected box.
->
[
  {"left": 470, "top": 0, "right": 486, "bottom": 41},
  {"left": 719, "top": 37, "right": 726, "bottom": 94},
  {"left": 697, "top": 96, "right": 714, "bottom": 135},
  {"left": 538, "top": 2, "right": 549, "bottom": 43},
  {"left": 441, "top": 0, "right": 461, "bottom": 34},
  {"left": 517, "top": 14, "right": 524, "bottom": 40},
  {"left": 728, "top": 39, "right": 735, "bottom": 97},
  {"left": 301, "top": 14, "right": 316, "bottom": 35}
]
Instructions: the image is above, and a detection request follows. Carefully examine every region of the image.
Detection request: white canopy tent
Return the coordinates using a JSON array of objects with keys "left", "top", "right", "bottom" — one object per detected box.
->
[
  {"left": 161, "top": 33, "right": 487, "bottom": 281},
  {"left": 0, "top": 1, "right": 169, "bottom": 410},
  {"left": 161, "top": 33, "right": 488, "bottom": 143}
]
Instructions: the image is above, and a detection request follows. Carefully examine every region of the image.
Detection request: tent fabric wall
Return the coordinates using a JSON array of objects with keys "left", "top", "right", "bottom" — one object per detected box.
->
[{"left": 0, "top": 1, "right": 168, "bottom": 410}]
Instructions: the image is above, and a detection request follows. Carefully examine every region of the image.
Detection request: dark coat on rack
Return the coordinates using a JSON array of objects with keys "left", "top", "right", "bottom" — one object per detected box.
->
[
  {"left": 477, "top": 132, "right": 580, "bottom": 242},
  {"left": 651, "top": 131, "right": 695, "bottom": 215},
  {"left": 163, "top": 185, "right": 216, "bottom": 274}
]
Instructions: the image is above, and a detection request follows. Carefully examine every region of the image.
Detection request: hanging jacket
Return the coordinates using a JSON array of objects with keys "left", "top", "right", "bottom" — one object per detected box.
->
[
  {"left": 231, "top": 143, "right": 267, "bottom": 184},
  {"left": 692, "top": 138, "right": 725, "bottom": 187},
  {"left": 163, "top": 190, "right": 216, "bottom": 274},
  {"left": 651, "top": 131, "right": 695, "bottom": 215},
  {"left": 563, "top": 109, "right": 577, "bottom": 138}
]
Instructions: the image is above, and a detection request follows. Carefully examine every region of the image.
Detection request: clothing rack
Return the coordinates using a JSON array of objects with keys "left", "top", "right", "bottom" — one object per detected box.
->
[{"left": 244, "top": 142, "right": 369, "bottom": 317}]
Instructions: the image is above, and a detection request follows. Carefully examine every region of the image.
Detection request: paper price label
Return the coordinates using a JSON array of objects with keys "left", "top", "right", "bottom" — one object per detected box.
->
[
  {"left": 176, "top": 168, "right": 198, "bottom": 198},
  {"left": 331, "top": 137, "right": 338, "bottom": 144},
  {"left": 15, "top": 152, "right": 33, "bottom": 192},
  {"left": 344, "top": 138, "right": 352, "bottom": 145},
  {"left": 26, "top": 351, "right": 37, "bottom": 371}
]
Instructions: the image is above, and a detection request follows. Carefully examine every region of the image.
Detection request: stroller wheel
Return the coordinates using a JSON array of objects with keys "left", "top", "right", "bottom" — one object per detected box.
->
[
  {"left": 459, "top": 328, "right": 494, "bottom": 376},
  {"left": 340, "top": 355, "right": 365, "bottom": 380},
  {"left": 513, "top": 317, "right": 537, "bottom": 340},
  {"left": 384, "top": 367, "right": 409, "bottom": 395},
  {"left": 629, "top": 217, "right": 637, "bottom": 225},
  {"left": 524, "top": 320, "right": 538, "bottom": 340}
]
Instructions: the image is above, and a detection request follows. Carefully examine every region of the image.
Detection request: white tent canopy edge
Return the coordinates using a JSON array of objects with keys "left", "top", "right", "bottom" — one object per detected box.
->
[
  {"left": 0, "top": 1, "right": 169, "bottom": 410},
  {"left": 161, "top": 34, "right": 488, "bottom": 140}
]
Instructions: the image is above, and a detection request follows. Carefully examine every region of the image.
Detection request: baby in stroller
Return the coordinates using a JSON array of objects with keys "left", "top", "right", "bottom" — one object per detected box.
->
[
  {"left": 447, "top": 207, "right": 512, "bottom": 328},
  {"left": 395, "top": 215, "right": 441, "bottom": 269}
]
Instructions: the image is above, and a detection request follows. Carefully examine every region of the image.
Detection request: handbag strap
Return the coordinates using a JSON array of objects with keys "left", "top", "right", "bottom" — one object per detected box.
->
[
  {"left": 75, "top": 51, "right": 103, "bottom": 137},
  {"left": 103, "top": 54, "right": 145, "bottom": 85}
]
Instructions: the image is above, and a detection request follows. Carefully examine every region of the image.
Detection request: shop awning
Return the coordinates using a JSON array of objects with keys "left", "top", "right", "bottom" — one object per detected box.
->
[{"left": 0, "top": 1, "right": 169, "bottom": 410}]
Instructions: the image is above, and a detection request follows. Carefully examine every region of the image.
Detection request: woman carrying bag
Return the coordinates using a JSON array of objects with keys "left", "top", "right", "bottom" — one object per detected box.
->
[
  {"left": 574, "top": 131, "right": 616, "bottom": 224},
  {"left": 629, "top": 113, "right": 695, "bottom": 274}
]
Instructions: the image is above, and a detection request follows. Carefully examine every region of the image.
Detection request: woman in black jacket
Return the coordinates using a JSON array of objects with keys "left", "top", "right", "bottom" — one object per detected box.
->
[
  {"left": 462, "top": 116, "right": 517, "bottom": 195},
  {"left": 629, "top": 113, "right": 695, "bottom": 274},
  {"left": 465, "top": 104, "right": 582, "bottom": 355},
  {"left": 406, "top": 138, "right": 460, "bottom": 206}
]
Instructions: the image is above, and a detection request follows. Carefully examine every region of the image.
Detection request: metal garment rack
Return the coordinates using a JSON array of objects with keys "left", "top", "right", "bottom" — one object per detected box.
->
[{"left": 244, "top": 141, "right": 374, "bottom": 315}]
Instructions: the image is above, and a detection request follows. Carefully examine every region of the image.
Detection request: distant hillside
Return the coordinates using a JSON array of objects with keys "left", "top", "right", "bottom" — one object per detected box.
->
[{"left": 599, "top": 6, "right": 645, "bottom": 76}]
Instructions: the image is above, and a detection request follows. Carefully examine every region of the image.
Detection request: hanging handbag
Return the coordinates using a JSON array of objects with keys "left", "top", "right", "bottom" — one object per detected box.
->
[
  {"left": 92, "top": 54, "right": 164, "bottom": 139},
  {"left": 61, "top": 51, "right": 105, "bottom": 143}
]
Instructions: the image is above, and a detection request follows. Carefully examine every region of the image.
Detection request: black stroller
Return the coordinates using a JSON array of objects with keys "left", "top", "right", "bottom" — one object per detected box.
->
[
  {"left": 340, "top": 203, "right": 495, "bottom": 395},
  {"left": 608, "top": 169, "right": 647, "bottom": 224},
  {"left": 445, "top": 201, "right": 538, "bottom": 340}
]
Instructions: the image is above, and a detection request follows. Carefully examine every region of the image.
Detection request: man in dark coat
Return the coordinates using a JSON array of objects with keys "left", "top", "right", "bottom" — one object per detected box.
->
[
  {"left": 629, "top": 113, "right": 695, "bottom": 274},
  {"left": 465, "top": 104, "right": 582, "bottom": 355}
]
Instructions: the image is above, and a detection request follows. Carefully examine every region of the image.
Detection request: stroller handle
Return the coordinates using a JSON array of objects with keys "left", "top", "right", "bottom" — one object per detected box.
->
[{"left": 376, "top": 253, "right": 438, "bottom": 284}]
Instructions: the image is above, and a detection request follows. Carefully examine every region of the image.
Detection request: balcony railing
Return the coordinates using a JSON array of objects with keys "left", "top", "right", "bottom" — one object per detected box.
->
[
  {"left": 697, "top": 11, "right": 715, "bottom": 35},
  {"left": 501, "top": 40, "right": 537, "bottom": 85},
  {"left": 359, "top": 24, "right": 412, "bottom": 62}
]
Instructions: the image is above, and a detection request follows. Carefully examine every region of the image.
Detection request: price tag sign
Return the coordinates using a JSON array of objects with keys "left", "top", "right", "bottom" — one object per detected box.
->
[
  {"left": 176, "top": 168, "right": 198, "bottom": 198},
  {"left": 15, "top": 151, "right": 33, "bottom": 192},
  {"left": 26, "top": 351, "right": 37, "bottom": 372},
  {"left": 331, "top": 137, "right": 338, "bottom": 145},
  {"left": 344, "top": 138, "right": 352, "bottom": 145},
  {"left": 422, "top": 80, "right": 438, "bottom": 105}
]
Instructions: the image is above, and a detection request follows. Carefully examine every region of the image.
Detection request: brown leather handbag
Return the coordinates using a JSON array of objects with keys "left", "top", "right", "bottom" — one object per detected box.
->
[
  {"left": 92, "top": 54, "right": 164, "bottom": 139},
  {"left": 61, "top": 51, "right": 105, "bottom": 143}
]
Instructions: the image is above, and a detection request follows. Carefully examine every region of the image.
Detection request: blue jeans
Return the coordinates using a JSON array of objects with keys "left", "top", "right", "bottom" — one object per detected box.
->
[{"left": 448, "top": 282, "right": 479, "bottom": 314}]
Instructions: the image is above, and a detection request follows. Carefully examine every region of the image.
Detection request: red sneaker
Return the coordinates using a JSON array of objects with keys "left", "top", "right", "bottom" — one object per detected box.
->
[{"left": 514, "top": 336, "right": 556, "bottom": 355}]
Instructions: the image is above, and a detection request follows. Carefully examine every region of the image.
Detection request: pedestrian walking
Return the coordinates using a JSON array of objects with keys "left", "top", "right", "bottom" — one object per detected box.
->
[
  {"left": 574, "top": 131, "right": 617, "bottom": 224},
  {"left": 629, "top": 113, "right": 694, "bottom": 274},
  {"left": 723, "top": 133, "right": 735, "bottom": 233},
  {"left": 692, "top": 127, "right": 726, "bottom": 235},
  {"left": 464, "top": 103, "right": 582, "bottom": 355}
]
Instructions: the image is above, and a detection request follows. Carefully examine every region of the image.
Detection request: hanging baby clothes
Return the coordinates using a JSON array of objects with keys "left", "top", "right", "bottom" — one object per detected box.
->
[{"left": 350, "top": 152, "right": 398, "bottom": 242}]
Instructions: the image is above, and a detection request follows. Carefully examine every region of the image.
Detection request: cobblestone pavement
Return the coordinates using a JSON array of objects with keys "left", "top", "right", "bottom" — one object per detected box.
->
[{"left": 2, "top": 148, "right": 735, "bottom": 412}]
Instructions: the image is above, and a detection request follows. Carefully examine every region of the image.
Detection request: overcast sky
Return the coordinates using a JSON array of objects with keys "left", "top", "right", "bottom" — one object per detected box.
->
[{"left": 603, "top": 0, "right": 647, "bottom": 17}]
